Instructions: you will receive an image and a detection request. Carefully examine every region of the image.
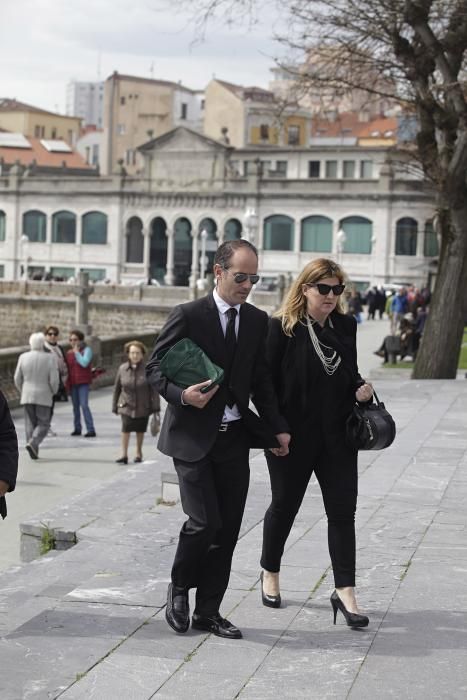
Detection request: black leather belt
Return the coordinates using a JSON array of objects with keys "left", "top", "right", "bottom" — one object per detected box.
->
[{"left": 218, "top": 420, "right": 242, "bottom": 432}]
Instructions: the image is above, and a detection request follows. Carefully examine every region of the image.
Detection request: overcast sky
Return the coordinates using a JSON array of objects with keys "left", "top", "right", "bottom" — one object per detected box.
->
[{"left": 0, "top": 0, "right": 284, "bottom": 114}]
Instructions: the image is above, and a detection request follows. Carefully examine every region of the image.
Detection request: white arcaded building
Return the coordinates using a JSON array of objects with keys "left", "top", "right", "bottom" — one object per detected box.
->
[{"left": 0, "top": 127, "right": 438, "bottom": 290}]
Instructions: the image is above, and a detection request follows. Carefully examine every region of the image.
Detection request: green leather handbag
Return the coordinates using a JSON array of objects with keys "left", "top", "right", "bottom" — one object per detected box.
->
[{"left": 158, "top": 338, "right": 224, "bottom": 392}]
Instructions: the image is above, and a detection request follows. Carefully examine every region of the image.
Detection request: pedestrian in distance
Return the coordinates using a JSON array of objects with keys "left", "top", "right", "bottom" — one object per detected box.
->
[
  {"left": 346, "top": 288, "right": 363, "bottom": 324},
  {"left": 146, "top": 239, "right": 290, "bottom": 640},
  {"left": 112, "top": 340, "right": 160, "bottom": 464},
  {"left": 14, "top": 332, "right": 59, "bottom": 460},
  {"left": 390, "top": 288, "right": 409, "bottom": 334},
  {"left": 0, "top": 389, "right": 19, "bottom": 520},
  {"left": 44, "top": 325, "right": 69, "bottom": 435},
  {"left": 66, "top": 330, "right": 96, "bottom": 437},
  {"left": 260, "top": 257, "right": 373, "bottom": 629}
]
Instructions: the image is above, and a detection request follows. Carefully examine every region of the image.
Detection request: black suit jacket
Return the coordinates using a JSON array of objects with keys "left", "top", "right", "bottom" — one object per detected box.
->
[
  {"left": 0, "top": 390, "right": 19, "bottom": 520},
  {"left": 146, "top": 293, "right": 289, "bottom": 462},
  {"left": 266, "top": 311, "right": 363, "bottom": 445}
]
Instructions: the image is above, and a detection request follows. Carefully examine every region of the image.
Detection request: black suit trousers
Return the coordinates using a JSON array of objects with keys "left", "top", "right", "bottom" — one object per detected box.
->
[
  {"left": 171, "top": 422, "right": 250, "bottom": 615},
  {"left": 261, "top": 434, "right": 358, "bottom": 588}
]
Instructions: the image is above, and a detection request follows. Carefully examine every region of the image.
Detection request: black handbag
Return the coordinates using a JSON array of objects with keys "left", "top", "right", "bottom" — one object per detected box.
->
[
  {"left": 53, "top": 378, "right": 68, "bottom": 402},
  {"left": 346, "top": 390, "right": 396, "bottom": 450}
]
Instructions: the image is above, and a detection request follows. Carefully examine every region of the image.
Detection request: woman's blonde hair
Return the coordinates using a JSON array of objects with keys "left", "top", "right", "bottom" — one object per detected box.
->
[
  {"left": 275, "top": 258, "right": 346, "bottom": 336},
  {"left": 124, "top": 340, "right": 147, "bottom": 356}
]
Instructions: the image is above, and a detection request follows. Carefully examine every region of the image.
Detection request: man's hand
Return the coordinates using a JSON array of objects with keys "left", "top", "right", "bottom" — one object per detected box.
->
[
  {"left": 270, "top": 432, "right": 291, "bottom": 457},
  {"left": 0, "top": 480, "right": 10, "bottom": 497},
  {"left": 182, "top": 380, "right": 219, "bottom": 409}
]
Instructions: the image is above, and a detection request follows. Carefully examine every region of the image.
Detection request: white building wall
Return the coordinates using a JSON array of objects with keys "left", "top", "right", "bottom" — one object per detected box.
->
[{"left": 173, "top": 90, "right": 204, "bottom": 132}]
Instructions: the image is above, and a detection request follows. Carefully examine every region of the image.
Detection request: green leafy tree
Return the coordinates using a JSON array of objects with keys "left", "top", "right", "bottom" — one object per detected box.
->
[{"left": 185, "top": 0, "right": 467, "bottom": 377}]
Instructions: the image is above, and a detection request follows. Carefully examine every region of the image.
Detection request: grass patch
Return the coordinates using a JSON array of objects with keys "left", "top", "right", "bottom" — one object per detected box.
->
[
  {"left": 383, "top": 361, "right": 414, "bottom": 369},
  {"left": 459, "top": 328, "right": 467, "bottom": 369},
  {"left": 40, "top": 523, "right": 55, "bottom": 555}
]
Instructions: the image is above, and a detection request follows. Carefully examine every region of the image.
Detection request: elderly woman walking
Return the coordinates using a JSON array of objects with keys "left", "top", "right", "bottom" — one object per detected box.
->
[
  {"left": 14, "top": 332, "right": 59, "bottom": 460},
  {"left": 112, "top": 340, "right": 160, "bottom": 464}
]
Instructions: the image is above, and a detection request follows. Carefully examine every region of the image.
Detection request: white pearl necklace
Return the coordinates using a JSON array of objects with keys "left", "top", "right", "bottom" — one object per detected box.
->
[{"left": 305, "top": 315, "right": 341, "bottom": 376}]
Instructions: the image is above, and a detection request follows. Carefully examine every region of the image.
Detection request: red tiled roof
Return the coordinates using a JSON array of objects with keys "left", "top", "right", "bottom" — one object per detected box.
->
[
  {"left": 105, "top": 72, "right": 198, "bottom": 94},
  {"left": 312, "top": 112, "right": 397, "bottom": 138},
  {"left": 0, "top": 98, "right": 79, "bottom": 120},
  {"left": 0, "top": 137, "right": 93, "bottom": 170},
  {"left": 215, "top": 79, "right": 275, "bottom": 101}
]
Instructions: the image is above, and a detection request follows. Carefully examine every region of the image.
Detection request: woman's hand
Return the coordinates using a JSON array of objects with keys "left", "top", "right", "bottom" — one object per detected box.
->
[{"left": 355, "top": 382, "right": 374, "bottom": 402}]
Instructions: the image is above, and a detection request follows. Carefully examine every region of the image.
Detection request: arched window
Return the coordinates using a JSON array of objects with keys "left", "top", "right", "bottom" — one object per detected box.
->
[
  {"left": 395, "top": 217, "right": 417, "bottom": 255},
  {"left": 173, "top": 217, "right": 192, "bottom": 286},
  {"left": 224, "top": 218, "right": 242, "bottom": 241},
  {"left": 82, "top": 211, "right": 107, "bottom": 244},
  {"left": 0, "top": 211, "right": 5, "bottom": 242},
  {"left": 23, "top": 210, "right": 46, "bottom": 242},
  {"left": 126, "top": 216, "right": 144, "bottom": 262},
  {"left": 301, "top": 216, "right": 332, "bottom": 252},
  {"left": 340, "top": 216, "right": 372, "bottom": 254},
  {"left": 150, "top": 217, "right": 167, "bottom": 283},
  {"left": 423, "top": 220, "right": 439, "bottom": 257},
  {"left": 52, "top": 210, "right": 76, "bottom": 243},
  {"left": 263, "top": 215, "right": 294, "bottom": 251},
  {"left": 199, "top": 218, "right": 218, "bottom": 271}
]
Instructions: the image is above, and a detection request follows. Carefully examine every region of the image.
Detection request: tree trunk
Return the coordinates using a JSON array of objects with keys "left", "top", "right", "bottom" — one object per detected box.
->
[{"left": 413, "top": 204, "right": 467, "bottom": 378}]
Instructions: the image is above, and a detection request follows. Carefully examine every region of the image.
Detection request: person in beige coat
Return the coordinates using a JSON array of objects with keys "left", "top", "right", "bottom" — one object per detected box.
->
[
  {"left": 112, "top": 341, "right": 160, "bottom": 464},
  {"left": 14, "top": 332, "right": 59, "bottom": 460}
]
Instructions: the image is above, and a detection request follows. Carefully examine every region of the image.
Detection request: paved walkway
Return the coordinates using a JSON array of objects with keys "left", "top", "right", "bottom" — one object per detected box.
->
[{"left": 2, "top": 319, "right": 467, "bottom": 699}]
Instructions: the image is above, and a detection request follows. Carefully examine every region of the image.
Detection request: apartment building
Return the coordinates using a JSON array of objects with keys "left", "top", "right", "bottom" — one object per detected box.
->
[
  {"left": 203, "top": 79, "right": 311, "bottom": 149},
  {"left": 101, "top": 72, "right": 204, "bottom": 175},
  {"left": 66, "top": 81, "right": 104, "bottom": 128},
  {"left": 0, "top": 99, "right": 81, "bottom": 146}
]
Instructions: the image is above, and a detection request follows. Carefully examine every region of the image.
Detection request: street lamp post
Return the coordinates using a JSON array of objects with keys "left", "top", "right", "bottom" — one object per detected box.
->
[
  {"left": 243, "top": 207, "right": 258, "bottom": 242},
  {"left": 336, "top": 228, "right": 347, "bottom": 265}
]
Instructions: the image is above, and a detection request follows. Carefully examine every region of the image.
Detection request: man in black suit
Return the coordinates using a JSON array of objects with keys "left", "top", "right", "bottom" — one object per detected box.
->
[
  {"left": 146, "top": 239, "right": 290, "bottom": 639},
  {"left": 0, "top": 390, "right": 19, "bottom": 521}
]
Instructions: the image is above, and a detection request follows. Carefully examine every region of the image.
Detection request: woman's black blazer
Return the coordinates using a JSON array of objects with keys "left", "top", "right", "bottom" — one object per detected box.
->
[{"left": 266, "top": 310, "right": 363, "bottom": 441}]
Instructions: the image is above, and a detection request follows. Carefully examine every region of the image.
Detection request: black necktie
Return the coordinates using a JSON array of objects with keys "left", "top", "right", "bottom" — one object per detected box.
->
[{"left": 224, "top": 307, "right": 237, "bottom": 407}]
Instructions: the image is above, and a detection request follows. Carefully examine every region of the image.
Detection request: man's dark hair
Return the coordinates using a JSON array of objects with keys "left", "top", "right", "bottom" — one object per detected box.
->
[{"left": 214, "top": 239, "right": 258, "bottom": 270}]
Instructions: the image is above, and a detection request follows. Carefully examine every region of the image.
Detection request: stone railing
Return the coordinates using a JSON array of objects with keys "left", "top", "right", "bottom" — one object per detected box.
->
[
  {"left": 0, "top": 283, "right": 281, "bottom": 347},
  {"left": 0, "top": 331, "right": 158, "bottom": 408}
]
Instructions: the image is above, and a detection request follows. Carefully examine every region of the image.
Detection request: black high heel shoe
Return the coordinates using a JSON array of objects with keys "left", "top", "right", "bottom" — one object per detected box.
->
[
  {"left": 260, "top": 571, "right": 281, "bottom": 608},
  {"left": 330, "top": 590, "right": 369, "bottom": 628},
  {"left": 115, "top": 456, "right": 128, "bottom": 465}
]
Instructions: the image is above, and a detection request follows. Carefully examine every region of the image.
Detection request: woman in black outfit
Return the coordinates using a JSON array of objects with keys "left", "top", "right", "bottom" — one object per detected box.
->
[{"left": 260, "top": 258, "right": 373, "bottom": 627}]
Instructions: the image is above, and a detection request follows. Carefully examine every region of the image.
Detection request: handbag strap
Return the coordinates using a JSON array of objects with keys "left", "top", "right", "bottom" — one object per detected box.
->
[{"left": 321, "top": 324, "right": 380, "bottom": 406}]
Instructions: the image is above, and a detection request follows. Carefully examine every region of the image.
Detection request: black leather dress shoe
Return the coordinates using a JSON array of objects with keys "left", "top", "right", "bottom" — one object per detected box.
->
[
  {"left": 191, "top": 613, "right": 242, "bottom": 639},
  {"left": 165, "top": 583, "right": 190, "bottom": 634}
]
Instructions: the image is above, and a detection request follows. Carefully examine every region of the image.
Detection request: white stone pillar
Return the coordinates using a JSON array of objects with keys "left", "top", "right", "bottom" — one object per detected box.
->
[
  {"left": 294, "top": 218, "right": 300, "bottom": 253},
  {"left": 188, "top": 228, "right": 199, "bottom": 288},
  {"left": 164, "top": 229, "right": 175, "bottom": 285},
  {"left": 143, "top": 227, "right": 151, "bottom": 282}
]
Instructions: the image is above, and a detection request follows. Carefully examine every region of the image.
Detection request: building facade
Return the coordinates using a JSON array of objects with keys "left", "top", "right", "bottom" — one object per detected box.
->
[
  {"left": 0, "top": 127, "right": 437, "bottom": 290},
  {"left": 0, "top": 99, "right": 82, "bottom": 146},
  {"left": 101, "top": 72, "right": 204, "bottom": 176},
  {"left": 66, "top": 81, "right": 105, "bottom": 129},
  {"left": 204, "top": 79, "right": 311, "bottom": 149}
]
